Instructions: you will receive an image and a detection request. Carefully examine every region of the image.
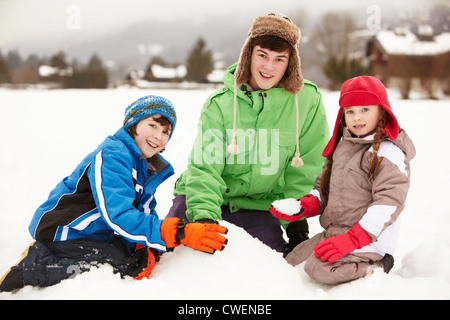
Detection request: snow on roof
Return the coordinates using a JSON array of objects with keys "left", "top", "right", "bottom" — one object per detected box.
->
[
  {"left": 375, "top": 29, "right": 450, "bottom": 56},
  {"left": 151, "top": 64, "right": 186, "bottom": 79},
  {"left": 38, "top": 65, "right": 73, "bottom": 77},
  {"left": 38, "top": 65, "right": 58, "bottom": 77}
]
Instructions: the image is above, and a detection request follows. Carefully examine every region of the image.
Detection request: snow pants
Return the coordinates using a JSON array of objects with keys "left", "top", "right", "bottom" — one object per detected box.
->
[
  {"left": 285, "top": 232, "right": 384, "bottom": 285},
  {"left": 166, "top": 195, "right": 287, "bottom": 252},
  {"left": 1, "top": 236, "right": 132, "bottom": 291}
]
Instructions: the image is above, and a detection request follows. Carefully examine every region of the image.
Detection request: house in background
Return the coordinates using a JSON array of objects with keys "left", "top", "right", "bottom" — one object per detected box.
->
[
  {"left": 367, "top": 26, "right": 450, "bottom": 98},
  {"left": 145, "top": 64, "right": 187, "bottom": 83},
  {"left": 122, "top": 63, "right": 225, "bottom": 89}
]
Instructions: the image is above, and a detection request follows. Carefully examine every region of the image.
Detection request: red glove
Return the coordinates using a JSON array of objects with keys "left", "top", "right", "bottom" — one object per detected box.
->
[
  {"left": 270, "top": 194, "right": 319, "bottom": 222},
  {"left": 161, "top": 218, "right": 228, "bottom": 254},
  {"left": 314, "top": 223, "right": 372, "bottom": 263},
  {"left": 127, "top": 244, "right": 160, "bottom": 280}
]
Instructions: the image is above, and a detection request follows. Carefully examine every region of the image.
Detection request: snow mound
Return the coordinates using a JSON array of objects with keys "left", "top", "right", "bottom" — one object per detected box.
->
[{"left": 1, "top": 88, "right": 450, "bottom": 300}]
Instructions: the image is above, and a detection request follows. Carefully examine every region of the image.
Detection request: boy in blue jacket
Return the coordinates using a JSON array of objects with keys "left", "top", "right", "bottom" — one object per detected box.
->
[{"left": 0, "top": 95, "right": 228, "bottom": 292}]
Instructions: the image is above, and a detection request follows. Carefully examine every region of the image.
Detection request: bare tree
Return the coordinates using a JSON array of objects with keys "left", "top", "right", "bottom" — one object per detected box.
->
[{"left": 313, "top": 11, "right": 368, "bottom": 90}]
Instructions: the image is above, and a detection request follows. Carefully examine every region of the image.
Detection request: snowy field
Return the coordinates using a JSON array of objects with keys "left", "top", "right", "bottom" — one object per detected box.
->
[{"left": 0, "top": 86, "right": 449, "bottom": 300}]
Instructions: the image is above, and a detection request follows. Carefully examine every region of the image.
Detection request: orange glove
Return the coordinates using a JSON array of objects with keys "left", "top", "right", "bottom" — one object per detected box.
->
[
  {"left": 161, "top": 218, "right": 228, "bottom": 254},
  {"left": 127, "top": 244, "right": 160, "bottom": 280}
]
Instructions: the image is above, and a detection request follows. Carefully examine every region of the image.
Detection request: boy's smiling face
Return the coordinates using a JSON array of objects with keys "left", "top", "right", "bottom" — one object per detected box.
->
[
  {"left": 133, "top": 115, "right": 171, "bottom": 158},
  {"left": 248, "top": 45, "right": 289, "bottom": 91}
]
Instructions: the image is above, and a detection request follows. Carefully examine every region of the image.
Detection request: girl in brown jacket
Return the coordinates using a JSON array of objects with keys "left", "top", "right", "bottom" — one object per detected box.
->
[{"left": 270, "top": 76, "right": 416, "bottom": 285}]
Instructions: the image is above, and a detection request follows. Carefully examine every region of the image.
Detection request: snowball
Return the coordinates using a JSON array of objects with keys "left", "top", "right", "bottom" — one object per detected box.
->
[{"left": 271, "top": 198, "right": 301, "bottom": 216}]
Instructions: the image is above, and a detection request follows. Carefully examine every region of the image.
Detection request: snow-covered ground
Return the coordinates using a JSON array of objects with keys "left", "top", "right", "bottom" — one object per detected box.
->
[{"left": 0, "top": 86, "right": 449, "bottom": 300}]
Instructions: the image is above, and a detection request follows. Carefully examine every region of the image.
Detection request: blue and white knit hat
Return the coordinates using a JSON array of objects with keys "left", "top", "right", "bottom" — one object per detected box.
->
[{"left": 123, "top": 95, "right": 177, "bottom": 137}]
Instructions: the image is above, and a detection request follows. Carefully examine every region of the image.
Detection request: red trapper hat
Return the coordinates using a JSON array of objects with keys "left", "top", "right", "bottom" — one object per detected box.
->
[{"left": 322, "top": 76, "right": 399, "bottom": 157}]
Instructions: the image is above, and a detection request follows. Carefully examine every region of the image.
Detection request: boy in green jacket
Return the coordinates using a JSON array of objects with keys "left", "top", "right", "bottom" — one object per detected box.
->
[{"left": 167, "top": 13, "right": 329, "bottom": 255}]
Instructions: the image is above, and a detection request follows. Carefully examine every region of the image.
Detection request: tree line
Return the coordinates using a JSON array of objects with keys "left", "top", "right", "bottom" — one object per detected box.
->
[
  {"left": 1, "top": 3, "right": 449, "bottom": 96},
  {"left": 0, "top": 50, "right": 108, "bottom": 88},
  {"left": 0, "top": 37, "right": 214, "bottom": 88}
]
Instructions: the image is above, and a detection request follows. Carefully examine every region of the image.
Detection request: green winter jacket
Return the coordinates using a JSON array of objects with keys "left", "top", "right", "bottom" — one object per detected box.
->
[{"left": 174, "top": 63, "right": 329, "bottom": 224}]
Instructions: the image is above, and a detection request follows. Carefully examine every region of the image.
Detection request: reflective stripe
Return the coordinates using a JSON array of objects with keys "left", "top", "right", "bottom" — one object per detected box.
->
[{"left": 94, "top": 151, "right": 165, "bottom": 251}]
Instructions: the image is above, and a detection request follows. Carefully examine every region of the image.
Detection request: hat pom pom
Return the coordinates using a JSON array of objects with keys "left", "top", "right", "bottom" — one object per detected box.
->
[
  {"left": 291, "top": 152, "right": 304, "bottom": 167},
  {"left": 227, "top": 139, "right": 239, "bottom": 154}
]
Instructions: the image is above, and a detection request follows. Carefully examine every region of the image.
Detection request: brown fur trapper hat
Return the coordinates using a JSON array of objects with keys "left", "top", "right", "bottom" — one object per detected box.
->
[{"left": 235, "top": 13, "right": 303, "bottom": 94}]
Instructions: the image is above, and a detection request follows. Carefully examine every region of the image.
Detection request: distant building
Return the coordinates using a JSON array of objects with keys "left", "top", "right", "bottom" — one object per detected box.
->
[
  {"left": 145, "top": 64, "right": 187, "bottom": 82},
  {"left": 121, "top": 63, "right": 225, "bottom": 88},
  {"left": 367, "top": 27, "right": 450, "bottom": 97},
  {"left": 39, "top": 65, "right": 73, "bottom": 78},
  {"left": 38, "top": 65, "right": 73, "bottom": 88}
]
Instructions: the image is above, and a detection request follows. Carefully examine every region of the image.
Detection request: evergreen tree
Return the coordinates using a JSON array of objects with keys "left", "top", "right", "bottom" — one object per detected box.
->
[
  {"left": 185, "top": 37, "right": 214, "bottom": 83},
  {"left": 50, "top": 51, "right": 68, "bottom": 69},
  {"left": 0, "top": 51, "right": 12, "bottom": 83},
  {"left": 6, "top": 50, "right": 23, "bottom": 70},
  {"left": 323, "top": 56, "right": 369, "bottom": 91},
  {"left": 65, "top": 53, "right": 108, "bottom": 88}
]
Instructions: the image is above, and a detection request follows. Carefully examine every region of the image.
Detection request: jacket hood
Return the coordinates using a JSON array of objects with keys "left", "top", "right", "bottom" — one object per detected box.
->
[
  {"left": 389, "top": 129, "right": 416, "bottom": 161},
  {"left": 342, "top": 128, "right": 416, "bottom": 161}
]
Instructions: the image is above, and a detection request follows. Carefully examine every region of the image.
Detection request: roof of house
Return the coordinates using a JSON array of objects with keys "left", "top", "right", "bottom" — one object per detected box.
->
[{"left": 374, "top": 28, "right": 450, "bottom": 56}]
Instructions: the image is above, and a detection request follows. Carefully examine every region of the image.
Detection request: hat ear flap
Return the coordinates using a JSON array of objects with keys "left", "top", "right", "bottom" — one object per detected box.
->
[
  {"left": 382, "top": 110, "right": 399, "bottom": 141},
  {"left": 322, "top": 109, "right": 344, "bottom": 157},
  {"left": 235, "top": 38, "right": 252, "bottom": 85},
  {"left": 281, "top": 51, "right": 303, "bottom": 95}
]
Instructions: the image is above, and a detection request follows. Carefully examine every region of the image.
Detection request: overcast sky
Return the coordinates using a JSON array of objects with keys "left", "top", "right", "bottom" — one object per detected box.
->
[{"left": 0, "top": 0, "right": 444, "bottom": 57}]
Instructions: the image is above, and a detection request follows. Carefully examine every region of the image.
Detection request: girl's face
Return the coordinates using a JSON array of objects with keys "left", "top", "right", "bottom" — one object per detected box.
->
[
  {"left": 344, "top": 105, "right": 380, "bottom": 136},
  {"left": 248, "top": 45, "right": 289, "bottom": 91},
  {"left": 133, "top": 115, "right": 171, "bottom": 159}
]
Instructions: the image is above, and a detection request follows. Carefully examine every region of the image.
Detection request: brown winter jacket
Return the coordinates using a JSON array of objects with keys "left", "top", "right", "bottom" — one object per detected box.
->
[{"left": 311, "top": 128, "right": 416, "bottom": 256}]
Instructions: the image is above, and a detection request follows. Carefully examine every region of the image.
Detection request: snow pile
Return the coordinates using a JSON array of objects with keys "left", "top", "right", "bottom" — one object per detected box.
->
[{"left": 0, "top": 87, "right": 449, "bottom": 300}]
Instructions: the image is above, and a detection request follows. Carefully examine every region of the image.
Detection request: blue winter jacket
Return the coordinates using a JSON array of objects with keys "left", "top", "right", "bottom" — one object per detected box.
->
[{"left": 28, "top": 127, "right": 174, "bottom": 253}]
